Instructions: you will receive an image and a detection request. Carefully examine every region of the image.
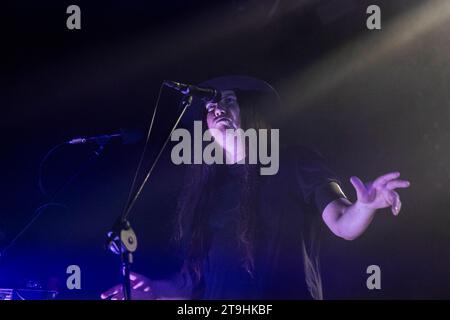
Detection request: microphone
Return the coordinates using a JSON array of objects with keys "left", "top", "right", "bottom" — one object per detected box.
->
[
  {"left": 163, "top": 80, "right": 221, "bottom": 102},
  {"left": 68, "top": 129, "right": 143, "bottom": 145}
]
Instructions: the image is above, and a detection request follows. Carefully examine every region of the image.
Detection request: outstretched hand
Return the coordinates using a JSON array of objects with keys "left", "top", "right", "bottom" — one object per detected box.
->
[
  {"left": 101, "top": 272, "right": 156, "bottom": 300},
  {"left": 101, "top": 270, "right": 192, "bottom": 300},
  {"left": 350, "top": 172, "right": 410, "bottom": 215}
]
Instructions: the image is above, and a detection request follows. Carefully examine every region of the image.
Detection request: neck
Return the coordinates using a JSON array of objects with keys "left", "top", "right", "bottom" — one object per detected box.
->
[{"left": 222, "top": 131, "right": 246, "bottom": 164}]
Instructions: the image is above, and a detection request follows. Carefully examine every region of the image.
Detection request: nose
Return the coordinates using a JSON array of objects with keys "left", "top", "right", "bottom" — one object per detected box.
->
[{"left": 213, "top": 104, "right": 226, "bottom": 117}]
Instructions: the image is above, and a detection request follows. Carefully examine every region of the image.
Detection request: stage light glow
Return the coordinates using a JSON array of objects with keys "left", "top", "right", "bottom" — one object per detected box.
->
[{"left": 278, "top": 0, "right": 450, "bottom": 120}]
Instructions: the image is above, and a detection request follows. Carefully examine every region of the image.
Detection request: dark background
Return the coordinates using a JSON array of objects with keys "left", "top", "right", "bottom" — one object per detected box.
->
[{"left": 2, "top": 0, "right": 449, "bottom": 299}]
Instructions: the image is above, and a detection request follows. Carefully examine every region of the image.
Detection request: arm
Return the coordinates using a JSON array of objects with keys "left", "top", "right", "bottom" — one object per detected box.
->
[{"left": 322, "top": 172, "right": 410, "bottom": 241}]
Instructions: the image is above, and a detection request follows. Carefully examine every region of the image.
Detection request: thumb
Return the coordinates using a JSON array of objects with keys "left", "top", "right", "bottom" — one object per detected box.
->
[{"left": 350, "top": 176, "right": 368, "bottom": 202}]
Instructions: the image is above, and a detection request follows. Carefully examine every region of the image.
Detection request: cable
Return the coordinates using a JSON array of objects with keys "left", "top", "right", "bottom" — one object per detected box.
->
[
  {"left": 0, "top": 202, "right": 68, "bottom": 259},
  {"left": 14, "top": 290, "right": 26, "bottom": 301},
  {"left": 38, "top": 142, "right": 69, "bottom": 198},
  {"left": 51, "top": 145, "right": 103, "bottom": 199},
  {"left": 122, "top": 95, "right": 192, "bottom": 221},
  {"left": 121, "top": 83, "right": 165, "bottom": 216},
  {"left": 2, "top": 142, "right": 105, "bottom": 260}
]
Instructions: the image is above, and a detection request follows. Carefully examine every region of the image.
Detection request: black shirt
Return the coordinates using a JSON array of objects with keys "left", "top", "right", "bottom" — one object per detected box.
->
[{"left": 186, "top": 146, "right": 346, "bottom": 300}]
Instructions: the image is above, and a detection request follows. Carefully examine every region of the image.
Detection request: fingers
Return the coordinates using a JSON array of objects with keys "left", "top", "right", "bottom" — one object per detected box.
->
[
  {"left": 101, "top": 287, "right": 121, "bottom": 300},
  {"left": 350, "top": 176, "right": 368, "bottom": 202},
  {"left": 384, "top": 190, "right": 401, "bottom": 215},
  {"left": 100, "top": 275, "right": 137, "bottom": 299},
  {"left": 133, "top": 280, "right": 145, "bottom": 290},
  {"left": 373, "top": 172, "right": 400, "bottom": 187},
  {"left": 130, "top": 273, "right": 138, "bottom": 281},
  {"left": 101, "top": 274, "right": 138, "bottom": 299},
  {"left": 390, "top": 191, "right": 401, "bottom": 216},
  {"left": 101, "top": 273, "right": 154, "bottom": 300},
  {"left": 386, "top": 179, "right": 410, "bottom": 190}
]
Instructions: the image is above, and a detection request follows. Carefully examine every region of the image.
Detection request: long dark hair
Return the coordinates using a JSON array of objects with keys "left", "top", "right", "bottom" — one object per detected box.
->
[{"left": 172, "top": 90, "right": 275, "bottom": 297}]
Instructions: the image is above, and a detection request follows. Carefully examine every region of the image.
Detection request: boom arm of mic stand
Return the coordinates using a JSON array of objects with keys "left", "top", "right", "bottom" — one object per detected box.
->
[{"left": 106, "top": 95, "right": 194, "bottom": 300}]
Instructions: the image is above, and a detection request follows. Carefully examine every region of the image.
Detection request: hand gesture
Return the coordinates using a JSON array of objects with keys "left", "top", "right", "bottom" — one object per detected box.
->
[{"left": 350, "top": 172, "right": 410, "bottom": 215}]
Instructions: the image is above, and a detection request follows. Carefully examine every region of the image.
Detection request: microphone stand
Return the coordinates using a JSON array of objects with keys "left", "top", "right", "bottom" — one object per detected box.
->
[{"left": 105, "top": 95, "right": 193, "bottom": 300}]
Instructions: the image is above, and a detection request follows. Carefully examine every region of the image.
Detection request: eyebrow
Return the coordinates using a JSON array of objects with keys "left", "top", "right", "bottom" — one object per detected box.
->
[
  {"left": 218, "top": 94, "right": 236, "bottom": 103},
  {"left": 205, "top": 94, "right": 236, "bottom": 107},
  {"left": 221, "top": 92, "right": 235, "bottom": 98}
]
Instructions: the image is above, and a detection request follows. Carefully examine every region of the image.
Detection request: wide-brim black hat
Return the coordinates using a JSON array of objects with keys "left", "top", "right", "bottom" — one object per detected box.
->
[{"left": 181, "top": 75, "right": 280, "bottom": 125}]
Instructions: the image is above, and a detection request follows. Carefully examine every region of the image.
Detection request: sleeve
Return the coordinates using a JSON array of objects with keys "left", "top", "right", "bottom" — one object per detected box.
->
[{"left": 291, "top": 146, "right": 347, "bottom": 214}]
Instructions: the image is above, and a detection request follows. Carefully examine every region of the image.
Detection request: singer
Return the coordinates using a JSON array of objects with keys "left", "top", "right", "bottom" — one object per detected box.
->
[{"left": 101, "top": 76, "right": 410, "bottom": 300}]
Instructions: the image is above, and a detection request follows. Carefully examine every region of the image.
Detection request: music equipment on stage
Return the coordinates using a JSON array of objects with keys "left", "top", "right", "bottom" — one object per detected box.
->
[{"left": 0, "top": 288, "right": 58, "bottom": 300}]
